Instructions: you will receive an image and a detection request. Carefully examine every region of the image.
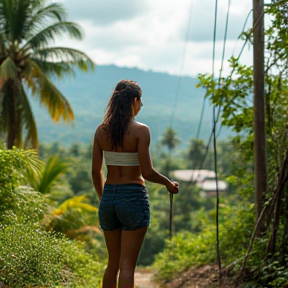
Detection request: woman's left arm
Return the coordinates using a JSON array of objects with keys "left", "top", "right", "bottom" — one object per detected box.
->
[{"left": 91, "top": 127, "right": 105, "bottom": 201}]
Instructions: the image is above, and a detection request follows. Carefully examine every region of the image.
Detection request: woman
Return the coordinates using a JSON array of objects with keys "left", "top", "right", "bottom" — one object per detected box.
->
[{"left": 92, "top": 79, "right": 179, "bottom": 288}]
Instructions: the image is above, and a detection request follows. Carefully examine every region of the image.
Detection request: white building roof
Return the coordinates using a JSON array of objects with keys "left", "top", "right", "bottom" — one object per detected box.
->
[
  {"left": 170, "top": 169, "right": 216, "bottom": 182},
  {"left": 200, "top": 180, "right": 228, "bottom": 192},
  {"left": 170, "top": 169, "right": 228, "bottom": 192}
]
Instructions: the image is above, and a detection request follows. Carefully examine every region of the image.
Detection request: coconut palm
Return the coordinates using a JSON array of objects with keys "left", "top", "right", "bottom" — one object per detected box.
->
[
  {"left": 161, "top": 127, "right": 180, "bottom": 153},
  {"left": 0, "top": 0, "right": 94, "bottom": 149}
]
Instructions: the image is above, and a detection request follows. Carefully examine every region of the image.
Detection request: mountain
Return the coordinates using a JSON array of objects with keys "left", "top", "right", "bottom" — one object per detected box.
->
[{"left": 32, "top": 65, "right": 231, "bottom": 148}]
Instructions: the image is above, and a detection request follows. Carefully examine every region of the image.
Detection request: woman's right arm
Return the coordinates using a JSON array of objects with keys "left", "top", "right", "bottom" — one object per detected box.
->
[{"left": 137, "top": 125, "right": 179, "bottom": 194}]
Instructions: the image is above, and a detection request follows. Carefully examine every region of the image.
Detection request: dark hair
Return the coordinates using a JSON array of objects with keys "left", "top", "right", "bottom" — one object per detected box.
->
[{"left": 102, "top": 80, "right": 142, "bottom": 150}]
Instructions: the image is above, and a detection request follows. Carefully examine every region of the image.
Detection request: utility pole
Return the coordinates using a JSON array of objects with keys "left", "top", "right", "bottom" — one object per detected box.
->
[{"left": 253, "top": 0, "right": 266, "bottom": 220}]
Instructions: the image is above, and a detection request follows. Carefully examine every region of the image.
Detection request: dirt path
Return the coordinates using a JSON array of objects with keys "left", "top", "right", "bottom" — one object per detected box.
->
[
  {"left": 135, "top": 267, "right": 159, "bottom": 288},
  {"left": 134, "top": 265, "right": 234, "bottom": 288}
]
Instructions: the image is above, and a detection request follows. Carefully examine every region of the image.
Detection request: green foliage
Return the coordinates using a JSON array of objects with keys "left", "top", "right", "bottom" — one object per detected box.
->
[
  {"left": 29, "top": 154, "right": 71, "bottom": 194},
  {"left": 190, "top": 2, "right": 288, "bottom": 287},
  {"left": 0, "top": 223, "right": 67, "bottom": 287},
  {"left": 49, "top": 195, "right": 98, "bottom": 236},
  {"left": 153, "top": 203, "right": 255, "bottom": 283},
  {"left": 0, "top": 222, "right": 104, "bottom": 288},
  {"left": 0, "top": 147, "right": 43, "bottom": 223},
  {"left": 0, "top": 146, "right": 105, "bottom": 287},
  {"left": 153, "top": 228, "right": 216, "bottom": 282}
]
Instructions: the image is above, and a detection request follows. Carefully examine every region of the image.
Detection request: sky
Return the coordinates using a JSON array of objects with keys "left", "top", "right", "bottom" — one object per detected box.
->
[{"left": 57, "top": 0, "right": 259, "bottom": 78}]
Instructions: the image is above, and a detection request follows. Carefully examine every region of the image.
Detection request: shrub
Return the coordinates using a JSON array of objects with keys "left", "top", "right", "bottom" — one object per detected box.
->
[
  {"left": 0, "top": 222, "right": 104, "bottom": 288},
  {"left": 153, "top": 204, "right": 255, "bottom": 283}
]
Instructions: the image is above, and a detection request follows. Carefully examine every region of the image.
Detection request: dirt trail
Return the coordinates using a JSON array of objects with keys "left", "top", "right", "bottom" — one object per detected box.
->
[
  {"left": 135, "top": 265, "right": 234, "bottom": 288},
  {"left": 135, "top": 268, "right": 159, "bottom": 288}
]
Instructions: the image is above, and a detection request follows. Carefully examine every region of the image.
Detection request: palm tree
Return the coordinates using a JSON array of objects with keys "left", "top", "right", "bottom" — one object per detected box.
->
[
  {"left": 187, "top": 138, "right": 206, "bottom": 169},
  {"left": 0, "top": 0, "right": 94, "bottom": 149},
  {"left": 161, "top": 127, "right": 179, "bottom": 153}
]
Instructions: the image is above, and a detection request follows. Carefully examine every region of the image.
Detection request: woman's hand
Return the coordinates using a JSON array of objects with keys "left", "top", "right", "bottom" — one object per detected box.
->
[{"left": 166, "top": 181, "right": 179, "bottom": 194}]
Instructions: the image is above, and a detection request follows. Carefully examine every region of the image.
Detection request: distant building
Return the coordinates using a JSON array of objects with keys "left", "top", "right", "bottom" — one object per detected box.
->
[{"left": 170, "top": 169, "right": 228, "bottom": 197}]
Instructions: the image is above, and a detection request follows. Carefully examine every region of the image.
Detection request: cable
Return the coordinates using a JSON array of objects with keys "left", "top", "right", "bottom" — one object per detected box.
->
[
  {"left": 232, "top": 9, "right": 253, "bottom": 58},
  {"left": 215, "top": 0, "right": 232, "bottom": 125},
  {"left": 169, "top": 0, "right": 194, "bottom": 128},
  {"left": 183, "top": 0, "right": 232, "bottom": 197},
  {"left": 182, "top": 4, "right": 254, "bottom": 195},
  {"left": 210, "top": 0, "right": 222, "bottom": 284}
]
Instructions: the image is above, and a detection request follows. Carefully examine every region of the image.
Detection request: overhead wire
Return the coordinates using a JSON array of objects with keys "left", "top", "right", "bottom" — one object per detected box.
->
[
  {"left": 182, "top": 3, "right": 256, "bottom": 220},
  {"left": 184, "top": 0, "right": 232, "bottom": 194},
  {"left": 210, "top": 0, "right": 222, "bottom": 284},
  {"left": 169, "top": 0, "right": 194, "bottom": 128},
  {"left": 165, "top": 0, "right": 194, "bottom": 242}
]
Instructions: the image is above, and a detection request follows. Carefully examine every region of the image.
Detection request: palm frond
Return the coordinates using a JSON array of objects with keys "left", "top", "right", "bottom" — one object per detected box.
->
[
  {"left": 0, "top": 147, "right": 43, "bottom": 180},
  {"left": 23, "top": 2, "right": 67, "bottom": 49},
  {"left": 49, "top": 195, "right": 98, "bottom": 236},
  {"left": 53, "top": 195, "right": 98, "bottom": 216},
  {"left": 28, "top": 2, "right": 67, "bottom": 25},
  {"left": 28, "top": 60, "right": 74, "bottom": 122},
  {"left": 0, "top": 0, "right": 32, "bottom": 41},
  {"left": 22, "top": 21, "right": 83, "bottom": 51},
  {"left": 32, "top": 154, "right": 70, "bottom": 194},
  {"left": 0, "top": 57, "right": 18, "bottom": 81},
  {"left": 30, "top": 58, "right": 75, "bottom": 78},
  {"left": 21, "top": 148, "right": 44, "bottom": 177},
  {"left": 34, "top": 47, "right": 95, "bottom": 72}
]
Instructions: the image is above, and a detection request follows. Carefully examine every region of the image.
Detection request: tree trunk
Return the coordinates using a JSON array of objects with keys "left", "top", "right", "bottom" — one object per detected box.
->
[
  {"left": 4, "top": 81, "right": 17, "bottom": 149},
  {"left": 253, "top": 0, "right": 267, "bottom": 221}
]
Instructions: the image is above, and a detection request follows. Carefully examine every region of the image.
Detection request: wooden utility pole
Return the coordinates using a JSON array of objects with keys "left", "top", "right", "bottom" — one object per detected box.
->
[{"left": 253, "top": 0, "right": 266, "bottom": 220}]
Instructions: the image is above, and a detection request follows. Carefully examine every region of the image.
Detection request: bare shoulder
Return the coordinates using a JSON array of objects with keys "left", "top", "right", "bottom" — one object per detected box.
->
[
  {"left": 94, "top": 124, "right": 106, "bottom": 143},
  {"left": 133, "top": 120, "right": 150, "bottom": 132}
]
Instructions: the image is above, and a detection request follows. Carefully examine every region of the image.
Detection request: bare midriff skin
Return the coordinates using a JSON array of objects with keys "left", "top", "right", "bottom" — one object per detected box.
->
[
  {"left": 92, "top": 119, "right": 179, "bottom": 200},
  {"left": 98, "top": 120, "right": 145, "bottom": 186}
]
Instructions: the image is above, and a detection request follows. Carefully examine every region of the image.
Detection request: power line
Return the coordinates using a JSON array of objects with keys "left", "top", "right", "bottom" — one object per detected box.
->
[
  {"left": 215, "top": 0, "right": 232, "bottom": 126},
  {"left": 184, "top": 0, "right": 232, "bottom": 193},
  {"left": 170, "top": 0, "right": 194, "bottom": 128},
  {"left": 211, "top": 0, "right": 222, "bottom": 284}
]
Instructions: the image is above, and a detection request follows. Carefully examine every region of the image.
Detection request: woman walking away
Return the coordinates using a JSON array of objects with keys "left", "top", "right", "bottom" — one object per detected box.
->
[{"left": 92, "top": 79, "right": 179, "bottom": 288}]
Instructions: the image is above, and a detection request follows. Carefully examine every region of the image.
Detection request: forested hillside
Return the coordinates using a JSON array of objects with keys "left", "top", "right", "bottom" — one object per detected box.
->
[{"left": 31, "top": 65, "right": 231, "bottom": 147}]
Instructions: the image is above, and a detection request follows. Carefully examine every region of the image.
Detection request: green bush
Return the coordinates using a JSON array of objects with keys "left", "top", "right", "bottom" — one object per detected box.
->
[
  {"left": 0, "top": 148, "right": 43, "bottom": 223},
  {"left": 153, "top": 204, "right": 255, "bottom": 283},
  {"left": 0, "top": 147, "right": 105, "bottom": 287},
  {"left": 0, "top": 222, "right": 68, "bottom": 287},
  {"left": 0, "top": 222, "right": 104, "bottom": 288},
  {"left": 153, "top": 228, "right": 216, "bottom": 282}
]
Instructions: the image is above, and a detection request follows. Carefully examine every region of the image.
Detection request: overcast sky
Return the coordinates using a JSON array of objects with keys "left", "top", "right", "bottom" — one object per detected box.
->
[{"left": 57, "top": 0, "right": 265, "bottom": 78}]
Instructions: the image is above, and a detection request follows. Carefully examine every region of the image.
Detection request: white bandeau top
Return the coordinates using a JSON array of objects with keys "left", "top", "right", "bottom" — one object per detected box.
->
[{"left": 103, "top": 151, "right": 140, "bottom": 166}]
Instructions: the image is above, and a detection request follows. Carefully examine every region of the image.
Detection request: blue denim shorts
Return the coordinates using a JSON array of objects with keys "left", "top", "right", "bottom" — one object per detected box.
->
[{"left": 99, "top": 183, "right": 150, "bottom": 231}]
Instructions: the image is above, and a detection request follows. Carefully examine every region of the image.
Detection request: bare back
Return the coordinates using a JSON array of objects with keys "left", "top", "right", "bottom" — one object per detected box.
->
[{"left": 96, "top": 120, "right": 148, "bottom": 185}]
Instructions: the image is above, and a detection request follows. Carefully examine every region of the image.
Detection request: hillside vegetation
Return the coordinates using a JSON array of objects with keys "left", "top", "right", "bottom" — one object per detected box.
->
[{"left": 31, "top": 65, "right": 231, "bottom": 147}]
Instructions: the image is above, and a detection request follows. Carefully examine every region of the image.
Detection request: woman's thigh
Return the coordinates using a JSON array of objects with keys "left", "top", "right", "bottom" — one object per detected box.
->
[{"left": 119, "top": 226, "right": 148, "bottom": 269}]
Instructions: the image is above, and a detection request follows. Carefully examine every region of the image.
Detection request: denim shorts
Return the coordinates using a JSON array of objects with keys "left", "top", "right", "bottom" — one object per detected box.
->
[{"left": 99, "top": 183, "right": 150, "bottom": 231}]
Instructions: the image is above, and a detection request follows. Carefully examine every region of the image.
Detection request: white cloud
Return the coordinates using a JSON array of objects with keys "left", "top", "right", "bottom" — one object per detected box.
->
[
  {"left": 55, "top": 0, "right": 261, "bottom": 77},
  {"left": 60, "top": 0, "right": 150, "bottom": 25}
]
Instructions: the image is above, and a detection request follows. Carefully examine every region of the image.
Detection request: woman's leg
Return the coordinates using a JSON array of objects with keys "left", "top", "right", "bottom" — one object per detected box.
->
[
  {"left": 118, "top": 226, "right": 148, "bottom": 288},
  {"left": 102, "top": 228, "right": 122, "bottom": 288}
]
